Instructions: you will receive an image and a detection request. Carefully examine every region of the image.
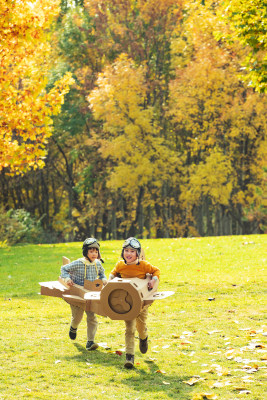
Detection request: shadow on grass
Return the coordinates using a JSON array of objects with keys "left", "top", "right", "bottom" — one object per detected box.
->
[
  {"left": 121, "top": 360, "right": 192, "bottom": 399},
  {"left": 62, "top": 343, "right": 193, "bottom": 399}
]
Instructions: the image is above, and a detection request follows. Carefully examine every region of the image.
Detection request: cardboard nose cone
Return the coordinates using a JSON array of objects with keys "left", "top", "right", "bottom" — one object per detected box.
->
[{"left": 108, "top": 288, "right": 132, "bottom": 313}]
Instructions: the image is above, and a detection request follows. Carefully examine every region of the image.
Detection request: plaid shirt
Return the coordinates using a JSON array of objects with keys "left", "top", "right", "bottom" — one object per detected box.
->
[{"left": 61, "top": 257, "right": 106, "bottom": 286}]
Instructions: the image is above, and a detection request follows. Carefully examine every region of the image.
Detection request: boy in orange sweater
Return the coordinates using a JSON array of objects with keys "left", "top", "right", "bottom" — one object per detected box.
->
[{"left": 109, "top": 237, "right": 160, "bottom": 368}]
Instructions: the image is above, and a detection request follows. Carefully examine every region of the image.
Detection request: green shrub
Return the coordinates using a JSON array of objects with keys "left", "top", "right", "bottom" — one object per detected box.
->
[{"left": 0, "top": 208, "right": 45, "bottom": 245}]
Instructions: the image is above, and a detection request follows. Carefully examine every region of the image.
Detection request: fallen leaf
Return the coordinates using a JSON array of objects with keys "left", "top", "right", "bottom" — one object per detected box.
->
[
  {"left": 115, "top": 350, "right": 123, "bottom": 356},
  {"left": 220, "top": 370, "right": 231, "bottom": 376},
  {"left": 192, "top": 394, "right": 203, "bottom": 400},
  {"left": 245, "top": 363, "right": 258, "bottom": 370},
  {"left": 162, "top": 381, "right": 170, "bottom": 385},
  {"left": 225, "top": 349, "right": 240, "bottom": 359},
  {"left": 207, "top": 330, "right": 222, "bottom": 335},
  {"left": 201, "top": 364, "right": 230, "bottom": 376},
  {"left": 211, "top": 382, "right": 224, "bottom": 388},
  {"left": 243, "top": 368, "right": 258, "bottom": 374},
  {"left": 182, "top": 331, "right": 195, "bottom": 336},
  {"left": 242, "top": 377, "right": 254, "bottom": 383},
  {"left": 246, "top": 341, "right": 265, "bottom": 350},
  {"left": 181, "top": 340, "right": 192, "bottom": 345},
  {"left": 183, "top": 377, "right": 201, "bottom": 386},
  {"left": 201, "top": 368, "right": 215, "bottom": 374},
  {"left": 155, "top": 370, "right": 166, "bottom": 374},
  {"left": 249, "top": 330, "right": 257, "bottom": 336},
  {"left": 98, "top": 342, "right": 111, "bottom": 350},
  {"left": 211, "top": 381, "right": 231, "bottom": 388}
]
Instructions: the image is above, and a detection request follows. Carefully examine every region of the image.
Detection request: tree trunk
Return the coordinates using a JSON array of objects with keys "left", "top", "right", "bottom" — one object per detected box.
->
[
  {"left": 205, "top": 197, "right": 214, "bottom": 236},
  {"left": 111, "top": 196, "right": 117, "bottom": 240},
  {"left": 196, "top": 202, "right": 204, "bottom": 236},
  {"left": 135, "top": 186, "right": 145, "bottom": 237}
]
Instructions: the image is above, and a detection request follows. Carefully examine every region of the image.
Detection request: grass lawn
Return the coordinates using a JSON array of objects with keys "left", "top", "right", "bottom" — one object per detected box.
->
[{"left": 0, "top": 235, "right": 266, "bottom": 400}]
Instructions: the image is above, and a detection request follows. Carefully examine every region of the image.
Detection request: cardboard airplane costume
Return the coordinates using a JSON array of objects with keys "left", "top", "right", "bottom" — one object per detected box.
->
[{"left": 39, "top": 257, "right": 174, "bottom": 321}]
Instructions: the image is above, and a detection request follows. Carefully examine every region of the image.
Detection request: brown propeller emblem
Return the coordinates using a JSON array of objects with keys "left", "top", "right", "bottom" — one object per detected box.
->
[{"left": 108, "top": 289, "right": 133, "bottom": 314}]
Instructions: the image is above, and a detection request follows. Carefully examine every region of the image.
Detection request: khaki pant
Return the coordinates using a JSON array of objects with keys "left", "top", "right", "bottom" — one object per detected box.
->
[
  {"left": 125, "top": 305, "right": 149, "bottom": 355},
  {"left": 70, "top": 304, "right": 98, "bottom": 341}
]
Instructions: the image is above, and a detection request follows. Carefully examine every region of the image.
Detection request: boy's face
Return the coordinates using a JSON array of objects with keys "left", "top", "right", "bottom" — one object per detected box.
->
[
  {"left": 123, "top": 248, "right": 138, "bottom": 263},
  {"left": 87, "top": 247, "right": 99, "bottom": 261}
]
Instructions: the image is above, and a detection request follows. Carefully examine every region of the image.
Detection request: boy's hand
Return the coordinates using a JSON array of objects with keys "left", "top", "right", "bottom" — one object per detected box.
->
[
  {"left": 147, "top": 279, "right": 155, "bottom": 290},
  {"left": 65, "top": 278, "right": 74, "bottom": 286},
  {"left": 108, "top": 274, "right": 115, "bottom": 282}
]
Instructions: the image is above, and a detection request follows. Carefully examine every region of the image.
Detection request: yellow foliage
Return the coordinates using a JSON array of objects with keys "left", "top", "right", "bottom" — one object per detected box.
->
[
  {"left": 0, "top": 0, "right": 74, "bottom": 174},
  {"left": 168, "top": 1, "right": 267, "bottom": 220},
  {"left": 89, "top": 54, "right": 151, "bottom": 133},
  {"left": 88, "top": 54, "right": 181, "bottom": 196},
  {"left": 180, "top": 150, "right": 234, "bottom": 207}
]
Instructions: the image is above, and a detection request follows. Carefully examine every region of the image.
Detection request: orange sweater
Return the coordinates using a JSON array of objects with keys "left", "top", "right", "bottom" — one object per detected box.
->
[{"left": 110, "top": 260, "right": 160, "bottom": 280}]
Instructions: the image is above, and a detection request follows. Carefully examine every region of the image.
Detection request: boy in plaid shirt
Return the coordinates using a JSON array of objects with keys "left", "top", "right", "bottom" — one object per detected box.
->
[{"left": 61, "top": 238, "right": 107, "bottom": 350}]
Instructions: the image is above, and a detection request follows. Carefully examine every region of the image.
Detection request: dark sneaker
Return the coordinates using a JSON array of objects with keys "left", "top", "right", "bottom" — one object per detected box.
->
[
  {"left": 124, "top": 354, "right": 134, "bottom": 369},
  {"left": 139, "top": 337, "right": 148, "bottom": 354},
  {"left": 69, "top": 326, "right": 77, "bottom": 340},
  {"left": 86, "top": 341, "right": 99, "bottom": 351}
]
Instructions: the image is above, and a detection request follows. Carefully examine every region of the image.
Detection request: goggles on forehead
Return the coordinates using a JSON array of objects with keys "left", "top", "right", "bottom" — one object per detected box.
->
[
  {"left": 83, "top": 238, "right": 100, "bottom": 247},
  {"left": 122, "top": 238, "right": 141, "bottom": 250}
]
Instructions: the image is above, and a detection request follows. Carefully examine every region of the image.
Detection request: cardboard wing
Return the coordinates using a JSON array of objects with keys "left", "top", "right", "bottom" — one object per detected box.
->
[{"left": 39, "top": 257, "right": 174, "bottom": 320}]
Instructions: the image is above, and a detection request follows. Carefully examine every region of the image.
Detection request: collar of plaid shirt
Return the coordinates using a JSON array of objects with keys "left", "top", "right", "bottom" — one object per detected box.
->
[{"left": 79, "top": 257, "right": 98, "bottom": 277}]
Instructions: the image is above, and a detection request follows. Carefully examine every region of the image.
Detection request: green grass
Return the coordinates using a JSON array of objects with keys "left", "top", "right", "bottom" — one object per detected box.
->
[{"left": 0, "top": 235, "right": 266, "bottom": 400}]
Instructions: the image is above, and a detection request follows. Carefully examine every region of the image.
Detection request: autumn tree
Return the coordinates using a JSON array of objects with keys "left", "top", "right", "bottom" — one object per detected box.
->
[
  {"left": 86, "top": 0, "right": 185, "bottom": 237},
  {"left": 0, "top": 0, "right": 74, "bottom": 174},
  {"left": 169, "top": 0, "right": 267, "bottom": 235},
  {"left": 1, "top": 0, "right": 266, "bottom": 241},
  {"left": 220, "top": 0, "right": 267, "bottom": 93},
  {"left": 88, "top": 50, "right": 185, "bottom": 235}
]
